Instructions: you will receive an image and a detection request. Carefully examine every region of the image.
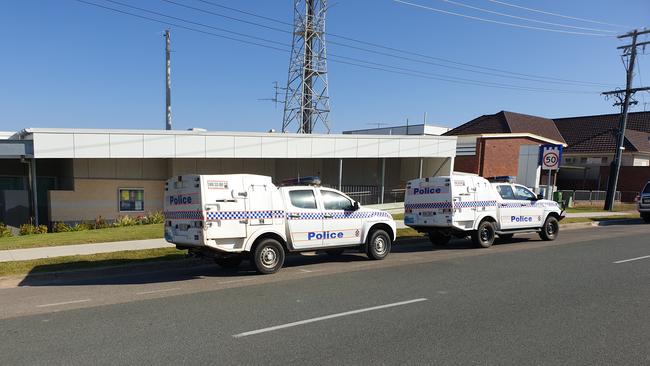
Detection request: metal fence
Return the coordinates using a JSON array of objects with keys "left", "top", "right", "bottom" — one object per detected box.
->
[
  {"left": 559, "top": 190, "right": 621, "bottom": 203},
  {"left": 323, "top": 185, "right": 405, "bottom": 205}
]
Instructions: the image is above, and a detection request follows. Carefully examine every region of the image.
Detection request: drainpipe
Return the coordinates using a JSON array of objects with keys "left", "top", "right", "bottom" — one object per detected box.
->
[{"left": 27, "top": 158, "right": 39, "bottom": 226}]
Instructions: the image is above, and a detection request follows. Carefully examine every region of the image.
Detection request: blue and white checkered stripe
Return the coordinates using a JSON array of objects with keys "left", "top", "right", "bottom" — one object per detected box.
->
[
  {"left": 164, "top": 211, "right": 203, "bottom": 220},
  {"left": 205, "top": 210, "right": 285, "bottom": 221},
  {"left": 405, "top": 202, "right": 452, "bottom": 210},
  {"left": 454, "top": 201, "right": 498, "bottom": 208},
  {"left": 326, "top": 211, "right": 392, "bottom": 219}
]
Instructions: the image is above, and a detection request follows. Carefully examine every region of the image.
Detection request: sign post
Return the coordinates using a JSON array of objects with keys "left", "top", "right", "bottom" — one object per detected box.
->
[{"left": 540, "top": 144, "right": 563, "bottom": 200}]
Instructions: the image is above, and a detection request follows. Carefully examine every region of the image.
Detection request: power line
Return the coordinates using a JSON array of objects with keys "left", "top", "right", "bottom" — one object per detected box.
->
[
  {"left": 431, "top": 0, "right": 617, "bottom": 33},
  {"left": 182, "top": 0, "right": 613, "bottom": 86},
  {"left": 393, "top": 0, "right": 613, "bottom": 37},
  {"left": 485, "top": 0, "right": 630, "bottom": 29},
  {"left": 72, "top": 0, "right": 601, "bottom": 94}
]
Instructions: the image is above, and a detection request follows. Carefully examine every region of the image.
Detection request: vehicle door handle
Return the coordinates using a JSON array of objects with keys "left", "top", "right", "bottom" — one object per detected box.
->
[
  {"left": 288, "top": 214, "right": 300, "bottom": 218},
  {"left": 323, "top": 214, "right": 333, "bottom": 218}
]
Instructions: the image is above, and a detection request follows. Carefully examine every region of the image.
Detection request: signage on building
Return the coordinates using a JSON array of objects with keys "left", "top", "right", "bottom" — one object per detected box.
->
[{"left": 539, "top": 144, "right": 563, "bottom": 171}]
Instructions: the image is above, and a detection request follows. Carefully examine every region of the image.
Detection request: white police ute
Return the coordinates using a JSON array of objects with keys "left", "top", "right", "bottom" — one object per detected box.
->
[
  {"left": 403, "top": 173, "right": 564, "bottom": 248},
  {"left": 164, "top": 174, "right": 396, "bottom": 274}
]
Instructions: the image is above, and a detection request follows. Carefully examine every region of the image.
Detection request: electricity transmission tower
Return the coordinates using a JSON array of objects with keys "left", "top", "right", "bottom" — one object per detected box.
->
[
  {"left": 282, "top": 0, "right": 331, "bottom": 134},
  {"left": 601, "top": 28, "right": 650, "bottom": 211}
]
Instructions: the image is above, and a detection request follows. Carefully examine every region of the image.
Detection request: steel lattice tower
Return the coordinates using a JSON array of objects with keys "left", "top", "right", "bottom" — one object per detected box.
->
[{"left": 282, "top": 0, "right": 331, "bottom": 134}]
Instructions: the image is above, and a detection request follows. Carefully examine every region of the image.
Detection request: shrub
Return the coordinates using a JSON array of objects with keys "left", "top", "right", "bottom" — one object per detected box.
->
[
  {"left": 147, "top": 211, "right": 165, "bottom": 224},
  {"left": 19, "top": 224, "right": 47, "bottom": 235},
  {"left": 52, "top": 222, "right": 72, "bottom": 233},
  {"left": 72, "top": 222, "right": 92, "bottom": 231},
  {"left": 0, "top": 223, "right": 12, "bottom": 238},
  {"left": 114, "top": 215, "right": 137, "bottom": 227},
  {"left": 94, "top": 216, "right": 110, "bottom": 229},
  {"left": 135, "top": 215, "right": 149, "bottom": 225},
  {"left": 35, "top": 225, "right": 48, "bottom": 234}
]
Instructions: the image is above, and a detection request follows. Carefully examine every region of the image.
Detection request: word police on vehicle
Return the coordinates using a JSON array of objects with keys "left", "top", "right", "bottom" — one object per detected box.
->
[
  {"left": 404, "top": 172, "right": 564, "bottom": 248},
  {"left": 164, "top": 174, "right": 396, "bottom": 274}
]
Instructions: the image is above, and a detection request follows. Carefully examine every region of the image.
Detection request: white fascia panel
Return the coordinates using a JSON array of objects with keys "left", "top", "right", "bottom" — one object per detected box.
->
[
  {"left": 74, "top": 133, "right": 110, "bottom": 158},
  {"left": 437, "top": 139, "right": 457, "bottom": 157},
  {"left": 143, "top": 134, "right": 174, "bottom": 158},
  {"left": 398, "top": 139, "right": 420, "bottom": 157},
  {"left": 261, "top": 136, "right": 288, "bottom": 158},
  {"left": 206, "top": 135, "right": 235, "bottom": 158},
  {"left": 356, "top": 138, "right": 380, "bottom": 157},
  {"left": 109, "top": 134, "right": 144, "bottom": 158},
  {"left": 311, "top": 137, "right": 336, "bottom": 157},
  {"left": 378, "top": 139, "right": 400, "bottom": 157},
  {"left": 33, "top": 133, "right": 74, "bottom": 158},
  {"left": 334, "top": 138, "right": 358, "bottom": 158},
  {"left": 287, "top": 137, "right": 312, "bottom": 158},
  {"left": 175, "top": 135, "right": 206, "bottom": 158},
  {"left": 234, "top": 136, "right": 262, "bottom": 158},
  {"left": 419, "top": 138, "right": 439, "bottom": 157}
]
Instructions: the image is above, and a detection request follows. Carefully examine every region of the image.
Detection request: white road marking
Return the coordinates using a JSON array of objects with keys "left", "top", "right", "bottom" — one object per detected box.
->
[
  {"left": 613, "top": 255, "right": 650, "bottom": 264},
  {"left": 36, "top": 299, "right": 91, "bottom": 308},
  {"left": 219, "top": 278, "right": 255, "bottom": 285},
  {"left": 232, "top": 298, "right": 428, "bottom": 338},
  {"left": 136, "top": 287, "right": 181, "bottom": 295}
]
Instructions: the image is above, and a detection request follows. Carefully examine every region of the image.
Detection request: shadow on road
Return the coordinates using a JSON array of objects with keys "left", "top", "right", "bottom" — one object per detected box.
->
[{"left": 15, "top": 234, "right": 542, "bottom": 288}]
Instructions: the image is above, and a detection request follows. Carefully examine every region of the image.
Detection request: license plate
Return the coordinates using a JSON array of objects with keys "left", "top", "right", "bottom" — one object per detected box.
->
[
  {"left": 421, "top": 211, "right": 436, "bottom": 217},
  {"left": 643, "top": 197, "right": 650, "bottom": 204}
]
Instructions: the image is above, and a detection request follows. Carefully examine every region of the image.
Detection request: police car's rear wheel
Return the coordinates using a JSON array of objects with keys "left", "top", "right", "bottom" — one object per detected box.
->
[
  {"left": 539, "top": 216, "right": 559, "bottom": 241},
  {"left": 214, "top": 256, "right": 243, "bottom": 269},
  {"left": 428, "top": 231, "right": 451, "bottom": 246},
  {"left": 252, "top": 239, "right": 285, "bottom": 274},
  {"left": 367, "top": 229, "right": 391, "bottom": 260},
  {"left": 472, "top": 221, "right": 495, "bottom": 248}
]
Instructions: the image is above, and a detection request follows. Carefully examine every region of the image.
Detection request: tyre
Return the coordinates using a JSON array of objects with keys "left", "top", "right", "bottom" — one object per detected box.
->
[
  {"left": 252, "top": 238, "right": 285, "bottom": 274},
  {"left": 539, "top": 216, "right": 559, "bottom": 241},
  {"left": 642, "top": 213, "right": 650, "bottom": 224},
  {"left": 498, "top": 233, "right": 514, "bottom": 240},
  {"left": 367, "top": 229, "right": 391, "bottom": 260},
  {"left": 472, "top": 220, "right": 495, "bottom": 248},
  {"left": 325, "top": 248, "right": 345, "bottom": 256},
  {"left": 214, "top": 256, "right": 243, "bottom": 269},
  {"left": 428, "top": 231, "right": 451, "bottom": 246}
]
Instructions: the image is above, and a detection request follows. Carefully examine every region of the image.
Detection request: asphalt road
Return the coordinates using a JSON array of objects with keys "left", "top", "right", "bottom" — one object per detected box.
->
[{"left": 1, "top": 223, "right": 649, "bottom": 365}]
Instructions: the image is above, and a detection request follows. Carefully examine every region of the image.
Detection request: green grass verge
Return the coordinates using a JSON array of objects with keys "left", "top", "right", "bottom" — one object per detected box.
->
[
  {"left": 561, "top": 214, "right": 640, "bottom": 224},
  {"left": 0, "top": 224, "right": 164, "bottom": 251},
  {"left": 392, "top": 213, "right": 404, "bottom": 221},
  {"left": 0, "top": 248, "right": 185, "bottom": 277},
  {"left": 565, "top": 203, "right": 636, "bottom": 213}
]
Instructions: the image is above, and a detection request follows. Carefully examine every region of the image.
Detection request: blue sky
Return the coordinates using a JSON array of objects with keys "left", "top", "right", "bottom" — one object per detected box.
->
[{"left": 1, "top": 0, "right": 648, "bottom": 133}]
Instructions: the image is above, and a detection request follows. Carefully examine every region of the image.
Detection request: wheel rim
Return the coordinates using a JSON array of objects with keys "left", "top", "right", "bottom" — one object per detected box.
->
[
  {"left": 374, "top": 236, "right": 387, "bottom": 255},
  {"left": 480, "top": 227, "right": 491, "bottom": 242},
  {"left": 546, "top": 221, "right": 558, "bottom": 236},
  {"left": 260, "top": 247, "right": 278, "bottom": 268}
]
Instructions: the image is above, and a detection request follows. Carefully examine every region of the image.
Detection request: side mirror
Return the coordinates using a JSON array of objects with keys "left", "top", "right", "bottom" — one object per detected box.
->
[
  {"left": 353, "top": 201, "right": 360, "bottom": 211},
  {"left": 536, "top": 194, "right": 544, "bottom": 200}
]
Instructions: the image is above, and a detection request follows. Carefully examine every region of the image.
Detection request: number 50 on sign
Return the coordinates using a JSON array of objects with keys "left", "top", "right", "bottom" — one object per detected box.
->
[{"left": 539, "top": 144, "right": 562, "bottom": 171}]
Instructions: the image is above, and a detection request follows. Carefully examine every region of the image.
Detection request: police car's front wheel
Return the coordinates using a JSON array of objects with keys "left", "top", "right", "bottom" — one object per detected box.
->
[
  {"left": 472, "top": 220, "right": 495, "bottom": 248},
  {"left": 252, "top": 239, "right": 285, "bottom": 274},
  {"left": 367, "top": 229, "right": 391, "bottom": 260},
  {"left": 539, "top": 216, "right": 559, "bottom": 241}
]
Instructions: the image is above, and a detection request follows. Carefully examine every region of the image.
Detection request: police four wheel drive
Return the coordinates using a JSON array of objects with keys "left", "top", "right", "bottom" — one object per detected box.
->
[
  {"left": 164, "top": 174, "right": 396, "bottom": 274},
  {"left": 404, "top": 173, "right": 564, "bottom": 248}
]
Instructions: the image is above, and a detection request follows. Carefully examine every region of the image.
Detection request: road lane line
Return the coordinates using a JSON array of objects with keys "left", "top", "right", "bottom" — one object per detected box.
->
[
  {"left": 36, "top": 299, "right": 91, "bottom": 308},
  {"left": 613, "top": 255, "right": 650, "bottom": 264},
  {"left": 232, "top": 298, "right": 428, "bottom": 338},
  {"left": 136, "top": 287, "right": 181, "bottom": 295}
]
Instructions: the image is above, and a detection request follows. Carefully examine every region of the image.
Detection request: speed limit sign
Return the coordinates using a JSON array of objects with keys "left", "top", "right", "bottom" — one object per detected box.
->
[{"left": 540, "top": 144, "right": 563, "bottom": 170}]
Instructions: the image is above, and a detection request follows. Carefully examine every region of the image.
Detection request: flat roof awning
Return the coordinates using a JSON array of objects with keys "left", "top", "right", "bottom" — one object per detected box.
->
[{"left": 0, "top": 140, "right": 33, "bottom": 158}]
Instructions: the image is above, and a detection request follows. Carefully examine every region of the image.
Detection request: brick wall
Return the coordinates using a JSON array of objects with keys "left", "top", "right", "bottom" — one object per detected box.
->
[
  {"left": 480, "top": 137, "right": 542, "bottom": 177},
  {"left": 453, "top": 155, "right": 479, "bottom": 174}
]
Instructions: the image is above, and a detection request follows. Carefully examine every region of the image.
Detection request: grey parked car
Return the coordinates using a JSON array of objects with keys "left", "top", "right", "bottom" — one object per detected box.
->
[{"left": 638, "top": 181, "right": 650, "bottom": 223}]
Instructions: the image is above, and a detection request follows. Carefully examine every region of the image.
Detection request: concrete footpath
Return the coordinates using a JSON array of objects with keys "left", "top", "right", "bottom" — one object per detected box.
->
[{"left": 0, "top": 211, "right": 638, "bottom": 263}]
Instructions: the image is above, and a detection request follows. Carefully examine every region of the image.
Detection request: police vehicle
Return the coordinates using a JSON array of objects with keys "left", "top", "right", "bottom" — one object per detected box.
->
[
  {"left": 403, "top": 173, "right": 564, "bottom": 248},
  {"left": 637, "top": 181, "right": 650, "bottom": 223},
  {"left": 164, "top": 174, "right": 396, "bottom": 274}
]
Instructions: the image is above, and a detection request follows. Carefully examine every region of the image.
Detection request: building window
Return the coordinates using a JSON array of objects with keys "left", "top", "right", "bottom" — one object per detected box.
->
[
  {"left": 565, "top": 157, "right": 574, "bottom": 164},
  {"left": 119, "top": 188, "right": 144, "bottom": 212}
]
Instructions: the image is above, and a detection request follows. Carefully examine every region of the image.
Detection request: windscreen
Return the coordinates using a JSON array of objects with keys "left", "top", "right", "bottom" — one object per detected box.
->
[{"left": 644, "top": 183, "right": 650, "bottom": 194}]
